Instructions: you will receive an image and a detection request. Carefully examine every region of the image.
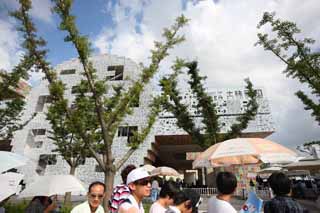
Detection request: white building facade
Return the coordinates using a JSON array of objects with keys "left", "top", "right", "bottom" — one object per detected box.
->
[{"left": 11, "top": 54, "right": 275, "bottom": 187}]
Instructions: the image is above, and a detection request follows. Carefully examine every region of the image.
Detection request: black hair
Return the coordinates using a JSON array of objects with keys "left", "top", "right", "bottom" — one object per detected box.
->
[
  {"left": 172, "top": 191, "right": 189, "bottom": 206},
  {"left": 183, "top": 189, "right": 201, "bottom": 213},
  {"left": 88, "top": 181, "right": 105, "bottom": 193},
  {"left": 121, "top": 164, "right": 136, "bottom": 183},
  {"left": 31, "top": 196, "right": 48, "bottom": 205},
  {"left": 216, "top": 171, "right": 237, "bottom": 195},
  {"left": 268, "top": 172, "right": 291, "bottom": 196},
  {"left": 159, "top": 180, "right": 180, "bottom": 199},
  {"left": 172, "top": 189, "right": 200, "bottom": 213}
]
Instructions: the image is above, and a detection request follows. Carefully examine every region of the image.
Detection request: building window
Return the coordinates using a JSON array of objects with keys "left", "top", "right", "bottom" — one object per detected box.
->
[
  {"left": 77, "top": 158, "right": 86, "bottom": 165},
  {"left": 227, "top": 91, "right": 233, "bottom": 97},
  {"left": 235, "top": 91, "right": 242, "bottom": 97},
  {"left": 60, "top": 69, "right": 76, "bottom": 75},
  {"left": 118, "top": 126, "right": 129, "bottom": 137},
  {"left": 117, "top": 126, "right": 138, "bottom": 143},
  {"left": 95, "top": 165, "right": 103, "bottom": 172},
  {"left": 36, "top": 154, "right": 57, "bottom": 175},
  {"left": 38, "top": 154, "right": 57, "bottom": 166},
  {"left": 71, "top": 86, "right": 79, "bottom": 94},
  {"left": 130, "top": 96, "right": 139, "bottom": 107},
  {"left": 32, "top": 141, "right": 43, "bottom": 149},
  {"left": 32, "top": 129, "right": 46, "bottom": 136},
  {"left": 256, "top": 89, "right": 263, "bottom": 97},
  {"left": 107, "top": 65, "right": 124, "bottom": 81},
  {"left": 35, "top": 95, "right": 52, "bottom": 112},
  {"left": 118, "top": 126, "right": 138, "bottom": 137}
]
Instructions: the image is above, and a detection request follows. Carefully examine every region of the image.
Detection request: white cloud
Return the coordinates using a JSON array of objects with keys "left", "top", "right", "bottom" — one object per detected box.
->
[
  {"left": 0, "top": 0, "right": 53, "bottom": 77},
  {"left": 1, "top": 0, "right": 53, "bottom": 23},
  {"left": 94, "top": 0, "right": 320, "bottom": 150},
  {"left": 29, "top": 0, "right": 53, "bottom": 23},
  {"left": 0, "top": 19, "right": 21, "bottom": 71}
]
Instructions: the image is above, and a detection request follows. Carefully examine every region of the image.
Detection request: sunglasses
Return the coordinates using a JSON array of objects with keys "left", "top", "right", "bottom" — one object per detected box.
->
[
  {"left": 135, "top": 178, "right": 151, "bottom": 186},
  {"left": 89, "top": 193, "right": 104, "bottom": 199}
]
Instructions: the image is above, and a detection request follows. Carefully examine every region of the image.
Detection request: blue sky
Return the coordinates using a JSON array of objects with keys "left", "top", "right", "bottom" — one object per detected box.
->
[{"left": 1, "top": 0, "right": 320, "bottom": 151}]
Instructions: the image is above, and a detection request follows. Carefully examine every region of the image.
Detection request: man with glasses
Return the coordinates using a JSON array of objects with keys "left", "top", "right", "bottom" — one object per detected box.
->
[
  {"left": 118, "top": 168, "right": 152, "bottom": 213},
  {"left": 71, "top": 181, "right": 105, "bottom": 213}
]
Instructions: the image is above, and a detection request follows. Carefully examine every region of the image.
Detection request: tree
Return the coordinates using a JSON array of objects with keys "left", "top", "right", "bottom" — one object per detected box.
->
[
  {"left": 159, "top": 59, "right": 259, "bottom": 148},
  {"left": 256, "top": 11, "right": 320, "bottom": 124},
  {"left": 13, "top": 0, "right": 187, "bottom": 206},
  {"left": 0, "top": 63, "right": 36, "bottom": 141},
  {"left": 10, "top": 0, "right": 90, "bottom": 205},
  {"left": 0, "top": 71, "right": 25, "bottom": 141}
]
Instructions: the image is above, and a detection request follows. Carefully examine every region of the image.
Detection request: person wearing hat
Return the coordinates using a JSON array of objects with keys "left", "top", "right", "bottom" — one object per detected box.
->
[
  {"left": 165, "top": 189, "right": 201, "bottom": 213},
  {"left": 118, "top": 167, "right": 152, "bottom": 213}
]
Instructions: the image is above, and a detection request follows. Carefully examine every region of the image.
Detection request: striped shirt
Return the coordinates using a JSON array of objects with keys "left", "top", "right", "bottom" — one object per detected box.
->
[{"left": 109, "top": 184, "right": 131, "bottom": 213}]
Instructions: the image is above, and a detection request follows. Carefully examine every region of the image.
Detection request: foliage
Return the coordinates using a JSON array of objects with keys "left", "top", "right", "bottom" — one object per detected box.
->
[
  {"left": 160, "top": 59, "right": 258, "bottom": 147},
  {"left": 3, "top": 200, "right": 72, "bottom": 213},
  {"left": 12, "top": 0, "right": 89, "bottom": 175},
  {"left": 303, "top": 140, "right": 320, "bottom": 147},
  {"left": 3, "top": 200, "right": 28, "bottom": 213},
  {"left": 256, "top": 11, "right": 320, "bottom": 124}
]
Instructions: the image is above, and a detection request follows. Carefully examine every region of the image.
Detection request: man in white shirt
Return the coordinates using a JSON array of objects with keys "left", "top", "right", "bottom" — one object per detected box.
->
[
  {"left": 208, "top": 171, "right": 237, "bottom": 213},
  {"left": 118, "top": 168, "right": 152, "bottom": 213},
  {"left": 71, "top": 181, "right": 105, "bottom": 213},
  {"left": 150, "top": 181, "right": 180, "bottom": 213}
]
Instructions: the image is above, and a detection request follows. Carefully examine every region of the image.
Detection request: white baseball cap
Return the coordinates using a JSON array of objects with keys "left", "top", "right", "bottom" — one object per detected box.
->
[{"left": 126, "top": 168, "right": 151, "bottom": 185}]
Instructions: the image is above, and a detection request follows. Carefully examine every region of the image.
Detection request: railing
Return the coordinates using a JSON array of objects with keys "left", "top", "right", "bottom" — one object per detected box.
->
[
  {"left": 183, "top": 187, "right": 271, "bottom": 200},
  {"left": 183, "top": 187, "right": 217, "bottom": 196}
]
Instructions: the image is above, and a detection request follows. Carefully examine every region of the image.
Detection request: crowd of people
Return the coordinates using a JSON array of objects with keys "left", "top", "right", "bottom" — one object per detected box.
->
[{"left": 21, "top": 164, "right": 312, "bottom": 213}]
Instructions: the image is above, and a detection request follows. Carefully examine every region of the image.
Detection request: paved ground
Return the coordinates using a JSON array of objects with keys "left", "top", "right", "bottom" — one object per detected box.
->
[{"left": 198, "top": 196, "right": 320, "bottom": 213}]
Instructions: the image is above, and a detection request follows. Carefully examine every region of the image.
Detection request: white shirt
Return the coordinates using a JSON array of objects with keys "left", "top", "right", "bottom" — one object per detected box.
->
[
  {"left": 119, "top": 195, "right": 144, "bottom": 213},
  {"left": 71, "top": 201, "right": 104, "bottom": 213},
  {"left": 208, "top": 196, "right": 237, "bottom": 213},
  {"left": 150, "top": 201, "right": 167, "bottom": 213}
]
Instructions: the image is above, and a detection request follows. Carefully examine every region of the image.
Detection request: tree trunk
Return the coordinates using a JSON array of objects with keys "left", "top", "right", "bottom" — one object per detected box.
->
[
  {"left": 103, "top": 167, "right": 115, "bottom": 209},
  {"left": 64, "top": 165, "right": 76, "bottom": 206}
]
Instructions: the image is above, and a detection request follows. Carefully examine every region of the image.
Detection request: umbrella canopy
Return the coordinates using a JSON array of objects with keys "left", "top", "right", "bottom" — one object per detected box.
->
[
  {"left": 0, "top": 151, "right": 29, "bottom": 173},
  {"left": 193, "top": 138, "right": 297, "bottom": 168},
  {"left": 151, "top": 166, "right": 180, "bottom": 176},
  {"left": 19, "top": 175, "right": 86, "bottom": 198},
  {"left": 141, "top": 164, "right": 156, "bottom": 173},
  {"left": 0, "top": 172, "right": 24, "bottom": 202}
]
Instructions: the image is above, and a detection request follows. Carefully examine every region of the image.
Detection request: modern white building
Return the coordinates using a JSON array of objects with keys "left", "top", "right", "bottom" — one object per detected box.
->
[{"left": 10, "top": 54, "right": 275, "bottom": 187}]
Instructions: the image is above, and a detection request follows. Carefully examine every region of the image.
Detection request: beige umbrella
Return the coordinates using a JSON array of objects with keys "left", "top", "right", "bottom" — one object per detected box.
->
[
  {"left": 141, "top": 164, "right": 156, "bottom": 173},
  {"left": 193, "top": 138, "right": 297, "bottom": 168},
  {"left": 151, "top": 166, "right": 180, "bottom": 176}
]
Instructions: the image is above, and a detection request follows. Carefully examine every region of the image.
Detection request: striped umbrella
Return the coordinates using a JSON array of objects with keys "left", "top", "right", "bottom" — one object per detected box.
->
[{"left": 193, "top": 138, "right": 297, "bottom": 168}]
